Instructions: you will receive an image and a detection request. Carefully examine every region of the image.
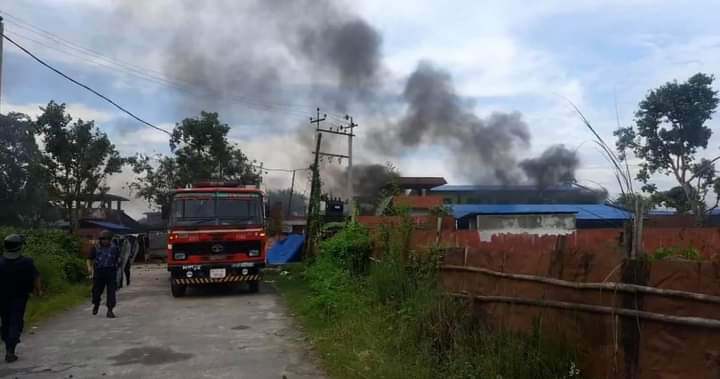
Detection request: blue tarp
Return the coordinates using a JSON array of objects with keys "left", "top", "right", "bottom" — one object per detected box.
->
[
  {"left": 267, "top": 234, "right": 305, "bottom": 265},
  {"left": 449, "top": 204, "right": 632, "bottom": 221}
]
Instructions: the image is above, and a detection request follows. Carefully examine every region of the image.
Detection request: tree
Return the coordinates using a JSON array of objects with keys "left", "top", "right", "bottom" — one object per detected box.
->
[
  {"left": 130, "top": 111, "right": 261, "bottom": 211},
  {"left": 615, "top": 73, "right": 720, "bottom": 220},
  {"left": 36, "top": 101, "right": 125, "bottom": 230},
  {"left": 0, "top": 112, "right": 49, "bottom": 226}
]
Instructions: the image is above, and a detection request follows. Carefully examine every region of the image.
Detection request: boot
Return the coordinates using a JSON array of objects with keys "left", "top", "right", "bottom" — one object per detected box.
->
[
  {"left": 107, "top": 309, "right": 117, "bottom": 318},
  {"left": 92, "top": 304, "right": 100, "bottom": 315},
  {"left": 5, "top": 345, "right": 18, "bottom": 363}
]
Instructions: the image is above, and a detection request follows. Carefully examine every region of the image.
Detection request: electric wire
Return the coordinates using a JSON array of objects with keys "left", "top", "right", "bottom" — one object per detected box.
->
[
  {"left": 0, "top": 11, "right": 352, "bottom": 121},
  {"left": 1, "top": 31, "right": 172, "bottom": 135}
]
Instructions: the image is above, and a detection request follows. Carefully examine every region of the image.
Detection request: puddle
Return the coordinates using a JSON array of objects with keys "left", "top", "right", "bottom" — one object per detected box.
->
[{"left": 109, "top": 346, "right": 193, "bottom": 366}]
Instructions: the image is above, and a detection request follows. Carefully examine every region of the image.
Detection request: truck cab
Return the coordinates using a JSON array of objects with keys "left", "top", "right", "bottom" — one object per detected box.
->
[{"left": 167, "top": 182, "right": 267, "bottom": 297}]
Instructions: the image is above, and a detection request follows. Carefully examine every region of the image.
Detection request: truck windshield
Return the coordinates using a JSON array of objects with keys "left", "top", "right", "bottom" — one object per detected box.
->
[{"left": 171, "top": 192, "right": 263, "bottom": 227}]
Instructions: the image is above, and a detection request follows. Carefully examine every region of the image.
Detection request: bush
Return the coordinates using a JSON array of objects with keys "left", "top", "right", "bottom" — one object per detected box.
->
[
  {"left": 319, "top": 221, "right": 371, "bottom": 276},
  {"left": 0, "top": 227, "right": 87, "bottom": 293},
  {"left": 286, "top": 218, "right": 582, "bottom": 379},
  {"left": 651, "top": 246, "right": 702, "bottom": 261},
  {"left": 304, "top": 255, "right": 363, "bottom": 320}
]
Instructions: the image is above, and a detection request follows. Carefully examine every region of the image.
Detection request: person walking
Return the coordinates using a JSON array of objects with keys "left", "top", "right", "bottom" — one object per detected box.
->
[
  {"left": 88, "top": 230, "right": 120, "bottom": 318},
  {"left": 122, "top": 235, "right": 139, "bottom": 287},
  {"left": 0, "top": 234, "right": 41, "bottom": 363}
]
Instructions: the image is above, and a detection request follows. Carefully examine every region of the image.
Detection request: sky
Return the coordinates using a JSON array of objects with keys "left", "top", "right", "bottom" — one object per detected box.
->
[{"left": 2, "top": 0, "right": 720, "bottom": 218}]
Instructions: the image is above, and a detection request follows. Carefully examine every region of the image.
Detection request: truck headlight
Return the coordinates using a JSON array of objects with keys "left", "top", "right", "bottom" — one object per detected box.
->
[
  {"left": 248, "top": 249, "right": 260, "bottom": 257},
  {"left": 174, "top": 252, "right": 187, "bottom": 260}
]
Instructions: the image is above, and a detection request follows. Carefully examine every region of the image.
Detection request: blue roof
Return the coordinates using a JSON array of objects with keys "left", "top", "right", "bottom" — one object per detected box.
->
[
  {"left": 449, "top": 204, "right": 632, "bottom": 221},
  {"left": 432, "top": 184, "right": 580, "bottom": 192},
  {"left": 83, "top": 220, "right": 132, "bottom": 231}
]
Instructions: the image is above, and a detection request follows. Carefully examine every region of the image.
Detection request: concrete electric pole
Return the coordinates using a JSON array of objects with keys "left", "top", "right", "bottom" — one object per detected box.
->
[{"left": 0, "top": 16, "right": 4, "bottom": 114}]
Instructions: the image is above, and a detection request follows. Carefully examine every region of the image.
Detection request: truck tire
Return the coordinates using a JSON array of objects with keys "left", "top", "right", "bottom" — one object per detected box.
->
[
  {"left": 248, "top": 280, "right": 259, "bottom": 293},
  {"left": 171, "top": 282, "right": 187, "bottom": 298}
]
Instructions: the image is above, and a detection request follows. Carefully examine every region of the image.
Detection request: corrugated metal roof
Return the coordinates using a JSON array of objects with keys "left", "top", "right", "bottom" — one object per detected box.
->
[
  {"left": 432, "top": 184, "right": 579, "bottom": 192},
  {"left": 449, "top": 204, "right": 632, "bottom": 221},
  {"left": 82, "top": 220, "right": 132, "bottom": 230}
]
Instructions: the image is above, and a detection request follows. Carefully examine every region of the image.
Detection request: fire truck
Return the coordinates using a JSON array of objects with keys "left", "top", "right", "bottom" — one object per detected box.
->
[{"left": 166, "top": 182, "right": 267, "bottom": 297}]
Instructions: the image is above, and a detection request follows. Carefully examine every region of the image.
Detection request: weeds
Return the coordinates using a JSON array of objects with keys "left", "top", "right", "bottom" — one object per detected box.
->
[
  {"left": 650, "top": 246, "right": 701, "bottom": 261},
  {"left": 277, "top": 218, "right": 580, "bottom": 378}
]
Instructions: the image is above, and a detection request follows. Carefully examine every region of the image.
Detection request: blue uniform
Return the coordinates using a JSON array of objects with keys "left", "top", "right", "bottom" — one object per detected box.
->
[{"left": 90, "top": 245, "right": 120, "bottom": 309}]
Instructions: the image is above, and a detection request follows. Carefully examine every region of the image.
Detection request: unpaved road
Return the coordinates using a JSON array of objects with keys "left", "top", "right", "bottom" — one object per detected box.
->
[{"left": 0, "top": 265, "right": 325, "bottom": 379}]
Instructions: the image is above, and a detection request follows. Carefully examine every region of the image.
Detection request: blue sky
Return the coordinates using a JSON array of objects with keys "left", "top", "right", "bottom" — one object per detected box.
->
[{"left": 3, "top": 1, "right": 720, "bottom": 217}]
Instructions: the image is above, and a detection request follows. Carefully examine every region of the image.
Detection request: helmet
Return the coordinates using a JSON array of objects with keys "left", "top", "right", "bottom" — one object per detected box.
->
[
  {"left": 3, "top": 234, "right": 25, "bottom": 259},
  {"left": 99, "top": 230, "right": 114, "bottom": 240}
]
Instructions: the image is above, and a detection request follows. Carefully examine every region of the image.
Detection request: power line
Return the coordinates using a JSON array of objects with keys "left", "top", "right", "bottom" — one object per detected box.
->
[
  {"left": 0, "top": 10, "right": 351, "bottom": 120},
  {"left": 1, "top": 31, "right": 171, "bottom": 135}
]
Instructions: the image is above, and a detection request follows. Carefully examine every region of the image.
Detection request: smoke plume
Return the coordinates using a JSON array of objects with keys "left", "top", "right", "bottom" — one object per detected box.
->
[
  {"left": 520, "top": 144, "right": 579, "bottom": 188},
  {"left": 323, "top": 163, "right": 399, "bottom": 200},
  {"left": 112, "top": 1, "right": 382, "bottom": 118},
  {"left": 370, "top": 62, "right": 531, "bottom": 184}
]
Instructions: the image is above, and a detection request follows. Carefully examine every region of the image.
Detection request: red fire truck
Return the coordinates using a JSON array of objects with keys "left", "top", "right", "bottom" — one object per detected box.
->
[{"left": 166, "top": 182, "right": 267, "bottom": 297}]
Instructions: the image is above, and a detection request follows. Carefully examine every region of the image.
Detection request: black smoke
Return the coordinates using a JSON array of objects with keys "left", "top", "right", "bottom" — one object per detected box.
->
[
  {"left": 111, "top": 1, "right": 382, "bottom": 118},
  {"left": 520, "top": 144, "right": 579, "bottom": 188},
  {"left": 370, "top": 62, "right": 531, "bottom": 184},
  {"left": 323, "top": 163, "right": 399, "bottom": 200}
]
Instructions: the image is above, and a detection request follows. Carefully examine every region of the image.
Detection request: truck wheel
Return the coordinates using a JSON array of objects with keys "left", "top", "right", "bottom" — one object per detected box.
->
[
  {"left": 171, "top": 283, "right": 187, "bottom": 298},
  {"left": 248, "top": 280, "right": 259, "bottom": 293}
]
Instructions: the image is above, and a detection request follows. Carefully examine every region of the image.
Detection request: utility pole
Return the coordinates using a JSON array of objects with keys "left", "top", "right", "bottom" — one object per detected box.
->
[
  {"left": 0, "top": 16, "right": 4, "bottom": 114},
  {"left": 305, "top": 133, "right": 323, "bottom": 258},
  {"left": 286, "top": 169, "right": 296, "bottom": 218},
  {"left": 345, "top": 116, "right": 357, "bottom": 218},
  {"left": 311, "top": 111, "right": 357, "bottom": 215}
]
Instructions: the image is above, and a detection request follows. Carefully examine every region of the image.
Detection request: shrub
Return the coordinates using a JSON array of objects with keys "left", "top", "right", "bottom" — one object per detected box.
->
[
  {"left": 651, "top": 246, "right": 702, "bottom": 261},
  {"left": 319, "top": 221, "right": 371, "bottom": 276},
  {"left": 0, "top": 227, "right": 87, "bottom": 293},
  {"left": 304, "top": 254, "right": 363, "bottom": 320}
]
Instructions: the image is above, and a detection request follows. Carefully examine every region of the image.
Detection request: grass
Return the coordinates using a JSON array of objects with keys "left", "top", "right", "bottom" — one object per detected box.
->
[
  {"left": 25, "top": 283, "right": 91, "bottom": 326},
  {"left": 272, "top": 265, "right": 435, "bottom": 378},
  {"left": 272, "top": 220, "right": 581, "bottom": 379}
]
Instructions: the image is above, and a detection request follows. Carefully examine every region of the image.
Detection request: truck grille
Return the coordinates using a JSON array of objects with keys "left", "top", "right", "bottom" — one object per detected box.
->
[{"left": 173, "top": 240, "right": 261, "bottom": 256}]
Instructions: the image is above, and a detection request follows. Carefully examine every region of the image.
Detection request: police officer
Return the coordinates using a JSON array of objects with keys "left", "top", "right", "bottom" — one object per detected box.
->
[
  {"left": 88, "top": 230, "right": 120, "bottom": 318},
  {"left": 0, "top": 234, "right": 41, "bottom": 363}
]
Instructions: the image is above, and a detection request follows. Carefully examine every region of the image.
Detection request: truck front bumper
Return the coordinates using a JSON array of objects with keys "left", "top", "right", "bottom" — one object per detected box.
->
[{"left": 169, "top": 262, "right": 264, "bottom": 285}]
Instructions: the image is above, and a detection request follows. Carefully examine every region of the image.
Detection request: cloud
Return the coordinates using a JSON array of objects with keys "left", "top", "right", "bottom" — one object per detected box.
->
[{"left": 4, "top": 101, "right": 116, "bottom": 122}]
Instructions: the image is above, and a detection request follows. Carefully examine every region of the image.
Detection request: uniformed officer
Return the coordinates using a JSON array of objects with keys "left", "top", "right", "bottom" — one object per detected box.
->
[
  {"left": 0, "top": 234, "right": 41, "bottom": 363},
  {"left": 88, "top": 230, "right": 120, "bottom": 318}
]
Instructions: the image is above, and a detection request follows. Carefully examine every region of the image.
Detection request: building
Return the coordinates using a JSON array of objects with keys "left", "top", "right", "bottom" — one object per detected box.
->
[
  {"left": 391, "top": 195, "right": 445, "bottom": 216},
  {"left": 393, "top": 177, "right": 448, "bottom": 196},
  {"left": 450, "top": 204, "right": 632, "bottom": 230},
  {"left": 73, "top": 194, "right": 144, "bottom": 239},
  {"left": 431, "top": 184, "right": 606, "bottom": 205}
]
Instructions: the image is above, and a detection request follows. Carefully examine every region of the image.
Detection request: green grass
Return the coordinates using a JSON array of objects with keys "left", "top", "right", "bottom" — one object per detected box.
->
[
  {"left": 25, "top": 283, "right": 91, "bottom": 325},
  {"left": 272, "top": 265, "right": 434, "bottom": 378},
  {"left": 272, "top": 220, "right": 580, "bottom": 379},
  {"left": 272, "top": 262, "right": 581, "bottom": 379}
]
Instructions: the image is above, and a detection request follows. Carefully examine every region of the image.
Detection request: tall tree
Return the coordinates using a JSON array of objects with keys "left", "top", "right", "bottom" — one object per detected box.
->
[
  {"left": 615, "top": 73, "right": 720, "bottom": 219},
  {"left": 0, "top": 112, "right": 49, "bottom": 226},
  {"left": 36, "top": 101, "right": 125, "bottom": 230},
  {"left": 131, "top": 111, "right": 261, "bottom": 211}
]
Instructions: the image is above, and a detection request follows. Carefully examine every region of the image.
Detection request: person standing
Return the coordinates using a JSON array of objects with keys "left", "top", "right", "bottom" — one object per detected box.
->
[
  {"left": 0, "top": 234, "right": 41, "bottom": 363},
  {"left": 87, "top": 230, "right": 120, "bottom": 318}
]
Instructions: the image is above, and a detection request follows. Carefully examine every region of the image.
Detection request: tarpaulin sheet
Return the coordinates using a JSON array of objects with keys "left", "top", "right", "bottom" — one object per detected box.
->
[{"left": 266, "top": 234, "right": 304, "bottom": 265}]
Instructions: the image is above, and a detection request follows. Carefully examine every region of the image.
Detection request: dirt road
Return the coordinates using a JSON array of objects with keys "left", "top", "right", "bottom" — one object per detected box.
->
[{"left": 0, "top": 265, "right": 325, "bottom": 379}]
